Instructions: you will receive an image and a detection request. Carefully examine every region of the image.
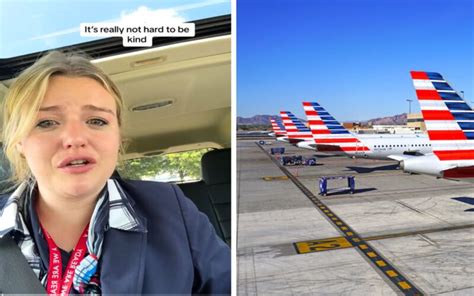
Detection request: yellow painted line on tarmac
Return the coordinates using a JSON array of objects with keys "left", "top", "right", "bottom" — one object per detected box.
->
[
  {"left": 367, "top": 252, "right": 377, "bottom": 258},
  {"left": 398, "top": 281, "right": 412, "bottom": 290},
  {"left": 262, "top": 176, "right": 288, "bottom": 181},
  {"left": 294, "top": 237, "right": 353, "bottom": 254},
  {"left": 376, "top": 260, "right": 387, "bottom": 267},
  {"left": 294, "top": 237, "right": 420, "bottom": 292},
  {"left": 386, "top": 270, "right": 398, "bottom": 277}
]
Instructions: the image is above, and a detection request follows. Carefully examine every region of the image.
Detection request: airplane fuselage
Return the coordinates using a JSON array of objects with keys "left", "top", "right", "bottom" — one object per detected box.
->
[
  {"left": 298, "top": 134, "right": 431, "bottom": 160},
  {"left": 351, "top": 134, "right": 431, "bottom": 160}
]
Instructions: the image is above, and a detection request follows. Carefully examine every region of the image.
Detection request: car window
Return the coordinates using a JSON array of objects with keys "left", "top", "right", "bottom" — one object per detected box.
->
[
  {"left": 0, "top": 0, "right": 231, "bottom": 59},
  {"left": 117, "top": 148, "right": 211, "bottom": 183},
  {"left": 0, "top": 147, "right": 213, "bottom": 191},
  {"left": 0, "top": 146, "right": 13, "bottom": 193}
]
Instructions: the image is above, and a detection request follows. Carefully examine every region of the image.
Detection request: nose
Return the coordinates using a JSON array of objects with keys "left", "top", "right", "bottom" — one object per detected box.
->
[{"left": 61, "top": 121, "right": 88, "bottom": 149}]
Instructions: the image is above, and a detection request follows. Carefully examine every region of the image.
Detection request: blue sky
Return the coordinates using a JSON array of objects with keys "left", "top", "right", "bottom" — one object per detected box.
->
[
  {"left": 237, "top": 0, "right": 473, "bottom": 121},
  {"left": 0, "top": 0, "right": 230, "bottom": 58}
]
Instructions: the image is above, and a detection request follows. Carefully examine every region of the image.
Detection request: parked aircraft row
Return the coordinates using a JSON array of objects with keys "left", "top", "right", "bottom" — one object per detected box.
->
[
  {"left": 269, "top": 71, "right": 474, "bottom": 183},
  {"left": 272, "top": 105, "right": 431, "bottom": 161}
]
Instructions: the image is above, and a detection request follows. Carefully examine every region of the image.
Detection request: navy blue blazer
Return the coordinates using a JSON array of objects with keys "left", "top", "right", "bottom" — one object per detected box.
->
[
  {"left": 0, "top": 179, "right": 231, "bottom": 294},
  {"left": 100, "top": 179, "right": 231, "bottom": 294}
]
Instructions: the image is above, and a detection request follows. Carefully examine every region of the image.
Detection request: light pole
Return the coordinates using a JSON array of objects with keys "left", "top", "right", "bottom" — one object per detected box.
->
[{"left": 406, "top": 99, "right": 413, "bottom": 114}]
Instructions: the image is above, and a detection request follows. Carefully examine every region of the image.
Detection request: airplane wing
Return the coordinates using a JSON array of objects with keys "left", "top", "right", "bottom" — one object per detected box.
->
[
  {"left": 388, "top": 149, "right": 429, "bottom": 161},
  {"left": 387, "top": 154, "right": 416, "bottom": 162}
]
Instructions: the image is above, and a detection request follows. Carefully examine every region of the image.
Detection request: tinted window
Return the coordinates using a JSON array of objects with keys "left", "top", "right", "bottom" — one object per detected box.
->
[{"left": 118, "top": 148, "right": 211, "bottom": 183}]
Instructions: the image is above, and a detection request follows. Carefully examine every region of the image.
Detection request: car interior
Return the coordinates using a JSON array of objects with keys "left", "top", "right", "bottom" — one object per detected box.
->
[{"left": 0, "top": 15, "right": 231, "bottom": 245}]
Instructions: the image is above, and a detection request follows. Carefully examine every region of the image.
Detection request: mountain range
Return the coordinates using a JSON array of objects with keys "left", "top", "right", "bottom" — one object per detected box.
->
[{"left": 237, "top": 113, "right": 408, "bottom": 126}]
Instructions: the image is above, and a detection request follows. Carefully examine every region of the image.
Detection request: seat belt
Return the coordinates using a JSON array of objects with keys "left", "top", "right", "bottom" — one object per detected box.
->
[{"left": 0, "top": 235, "right": 46, "bottom": 294}]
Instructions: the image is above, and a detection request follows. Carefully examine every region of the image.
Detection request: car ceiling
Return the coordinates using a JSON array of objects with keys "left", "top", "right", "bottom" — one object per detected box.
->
[{"left": 0, "top": 35, "right": 231, "bottom": 159}]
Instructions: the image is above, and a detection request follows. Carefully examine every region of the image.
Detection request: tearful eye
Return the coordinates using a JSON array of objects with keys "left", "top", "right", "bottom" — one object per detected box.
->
[
  {"left": 36, "top": 120, "right": 58, "bottom": 129},
  {"left": 87, "top": 118, "right": 108, "bottom": 126}
]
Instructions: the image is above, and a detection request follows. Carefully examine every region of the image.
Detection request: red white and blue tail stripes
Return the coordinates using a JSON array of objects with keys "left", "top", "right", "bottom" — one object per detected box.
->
[
  {"left": 411, "top": 71, "right": 474, "bottom": 161},
  {"left": 279, "top": 111, "right": 313, "bottom": 141},
  {"left": 302, "top": 102, "right": 370, "bottom": 152},
  {"left": 270, "top": 118, "right": 287, "bottom": 137}
]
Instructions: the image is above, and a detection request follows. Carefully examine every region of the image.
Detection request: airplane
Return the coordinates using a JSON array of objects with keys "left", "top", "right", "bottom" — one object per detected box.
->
[
  {"left": 399, "top": 71, "right": 474, "bottom": 182},
  {"left": 269, "top": 118, "right": 288, "bottom": 141},
  {"left": 301, "top": 101, "right": 432, "bottom": 160},
  {"left": 279, "top": 111, "right": 314, "bottom": 144}
]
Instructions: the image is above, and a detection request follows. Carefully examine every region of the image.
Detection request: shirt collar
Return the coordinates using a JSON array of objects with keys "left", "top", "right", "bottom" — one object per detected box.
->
[
  {"left": 0, "top": 182, "right": 30, "bottom": 238},
  {"left": 0, "top": 179, "right": 146, "bottom": 238},
  {"left": 105, "top": 179, "right": 146, "bottom": 232}
]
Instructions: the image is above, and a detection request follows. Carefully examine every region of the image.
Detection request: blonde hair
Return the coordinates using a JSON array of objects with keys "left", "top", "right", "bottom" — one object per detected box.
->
[{"left": 2, "top": 51, "right": 124, "bottom": 186}]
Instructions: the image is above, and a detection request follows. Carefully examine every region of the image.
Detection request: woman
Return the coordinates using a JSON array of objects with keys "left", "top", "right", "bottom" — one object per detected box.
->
[{"left": 0, "top": 51, "right": 230, "bottom": 294}]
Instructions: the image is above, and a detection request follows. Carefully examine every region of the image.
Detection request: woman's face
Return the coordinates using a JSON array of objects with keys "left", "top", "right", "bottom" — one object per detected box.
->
[{"left": 18, "top": 75, "right": 120, "bottom": 200}]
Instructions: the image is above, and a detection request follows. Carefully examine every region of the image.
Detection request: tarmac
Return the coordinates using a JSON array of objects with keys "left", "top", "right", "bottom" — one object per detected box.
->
[{"left": 237, "top": 139, "right": 474, "bottom": 295}]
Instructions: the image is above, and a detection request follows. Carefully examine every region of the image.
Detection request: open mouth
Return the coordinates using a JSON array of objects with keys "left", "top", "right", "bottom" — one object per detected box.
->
[
  {"left": 58, "top": 157, "right": 96, "bottom": 171},
  {"left": 66, "top": 159, "right": 90, "bottom": 167},
  {"left": 59, "top": 157, "right": 96, "bottom": 174}
]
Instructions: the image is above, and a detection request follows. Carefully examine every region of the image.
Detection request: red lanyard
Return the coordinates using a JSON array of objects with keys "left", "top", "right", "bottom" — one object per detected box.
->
[{"left": 41, "top": 224, "right": 89, "bottom": 296}]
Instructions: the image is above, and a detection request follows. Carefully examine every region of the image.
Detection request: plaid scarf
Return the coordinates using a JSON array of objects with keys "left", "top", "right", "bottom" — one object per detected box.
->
[{"left": 0, "top": 179, "right": 144, "bottom": 294}]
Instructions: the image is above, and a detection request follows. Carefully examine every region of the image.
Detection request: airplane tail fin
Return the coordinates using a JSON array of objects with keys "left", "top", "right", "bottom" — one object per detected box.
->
[
  {"left": 270, "top": 118, "right": 287, "bottom": 137},
  {"left": 302, "top": 102, "right": 370, "bottom": 152},
  {"left": 411, "top": 71, "right": 474, "bottom": 161},
  {"left": 279, "top": 111, "right": 313, "bottom": 141}
]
